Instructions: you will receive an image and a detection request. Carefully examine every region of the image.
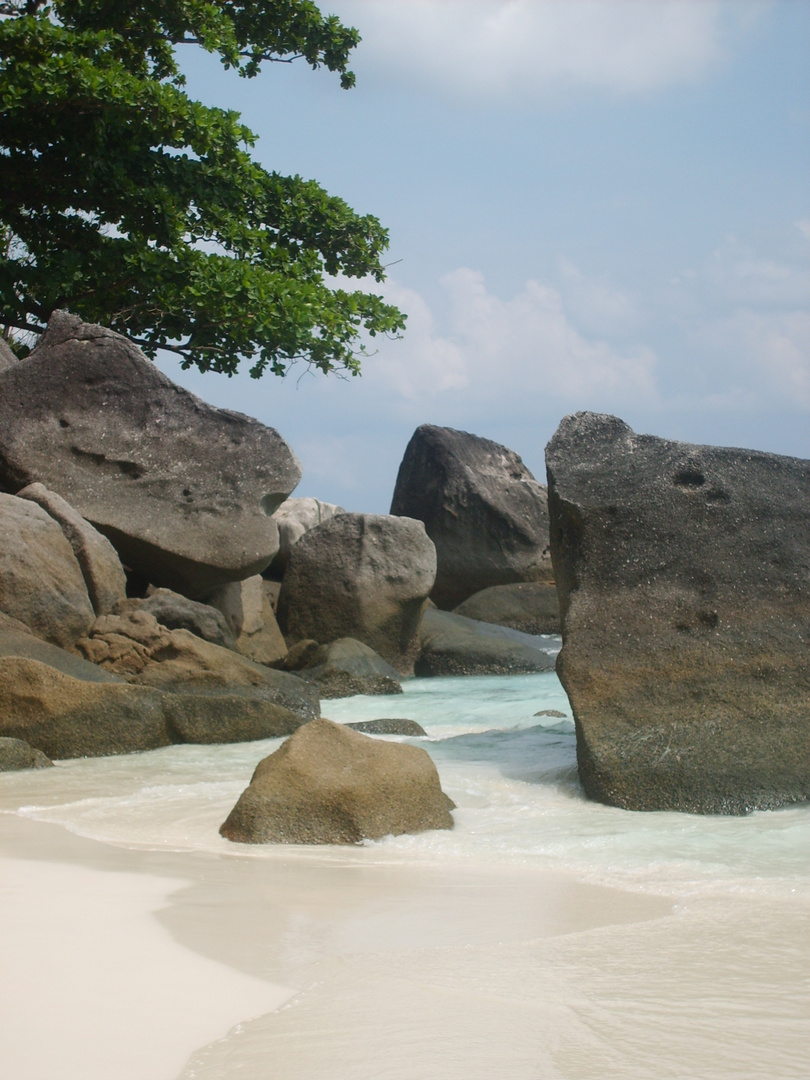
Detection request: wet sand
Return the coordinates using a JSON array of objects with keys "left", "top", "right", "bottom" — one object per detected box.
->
[{"left": 2, "top": 812, "right": 807, "bottom": 1079}]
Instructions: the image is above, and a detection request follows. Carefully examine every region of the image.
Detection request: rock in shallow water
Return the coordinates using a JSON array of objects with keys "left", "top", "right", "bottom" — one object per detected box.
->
[
  {"left": 297, "top": 638, "right": 403, "bottom": 699},
  {"left": 546, "top": 411, "right": 810, "bottom": 815},
  {"left": 0, "top": 736, "right": 53, "bottom": 771},
  {"left": 416, "top": 608, "right": 556, "bottom": 677},
  {"left": 454, "top": 582, "right": 560, "bottom": 635},
  {"left": 345, "top": 718, "right": 427, "bottom": 737},
  {"left": 220, "top": 719, "right": 454, "bottom": 844}
]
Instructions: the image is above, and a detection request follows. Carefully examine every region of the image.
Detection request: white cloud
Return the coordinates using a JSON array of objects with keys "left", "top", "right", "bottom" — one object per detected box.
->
[
  {"left": 796, "top": 219, "right": 810, "bottom": 242},
  {"left": 367, "top": 267, "right": 659, "bottom": 415},
  {"left": 332, "top": 0, "right": 759, "bottom": 103},
  {"left": 661, "top": 234, "right": 810, "bottom": 412},
  {"left": 697, "top": 309, "right": 810, "bottom": 409}
]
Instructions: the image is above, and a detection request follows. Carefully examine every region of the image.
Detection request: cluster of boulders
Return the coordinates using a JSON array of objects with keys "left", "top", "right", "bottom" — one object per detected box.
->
[
  {"left": 7, "top": 314, "right": 802, "bottom": 824},
  {"left": 0, "top": 312, "right": 559, "bottom": 839}
]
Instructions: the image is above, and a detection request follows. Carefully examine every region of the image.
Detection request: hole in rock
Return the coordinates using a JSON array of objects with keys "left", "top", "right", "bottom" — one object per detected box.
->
[{"left": 673, "top": 469, "right": 705, "bottom": 489}]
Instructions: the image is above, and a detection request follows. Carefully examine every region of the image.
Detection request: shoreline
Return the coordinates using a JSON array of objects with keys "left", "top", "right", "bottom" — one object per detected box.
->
[
  {"left": 3, "top": 799, "right": 809, "bottom": 1079},
  {"left": 1, "top": 812, "right": 670, "bottom": 1079}
]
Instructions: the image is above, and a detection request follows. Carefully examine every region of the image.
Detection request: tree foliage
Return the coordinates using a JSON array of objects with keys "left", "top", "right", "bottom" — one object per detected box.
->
[{"left": 0, "top": 1, "right": 405, "bottom": 376}]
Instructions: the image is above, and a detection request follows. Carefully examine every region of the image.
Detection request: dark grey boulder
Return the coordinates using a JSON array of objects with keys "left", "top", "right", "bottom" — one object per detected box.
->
[
  {"left": 17, "top": 483, "right": 127, "bottom": 616},
  {"left": 277, "top": 513, "right": 436, "bottom": 675},
  {"left": 220, "top": 718, "right": 454, "bottom": 844},
  {"left": 416, "top": 608, "right": 557, "bottom": 677},
  {"left": 297, "top": 638, "right": 403, "bottom": 699},
  {"left": 0, "top": 737, "right": 54, "bottom": 771},
  {"left": 454, "top": 582, "right": 560, "bottom": 634},
  {"left": 546, "top": 411, "right": 810, "bottom": 815},
  {"left": 137, "top": 589, "right": 236, "bottom": 650},
  {"left": 0, "top": 493, "right": 95, "bottom": 648},
  {"left": 0, "top": 311, "right": 301, "bottom": 597},
  {"left": 390, "top": 425, "right": 552, "bottom": 609},
  {"left": 345, "top": 718, "right": 427, "bottom": 737},
  {"left": 0, "top": 611, "right": 124, "bottom": 683}
]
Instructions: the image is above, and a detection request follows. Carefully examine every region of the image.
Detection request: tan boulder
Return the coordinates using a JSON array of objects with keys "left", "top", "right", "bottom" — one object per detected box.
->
[
  {"left": 0, "top": 737, "right": 54, "bottom": 771},
  {"left": 220, "top": 719, "right": 454, "bottom": 845},
  {"left": 205, "top": 576, "right": 287, "bottom": 665},
  {"left": 17, "top": 483, "right": 127, "bottom": 616},
  {"left": 0, "top": 657, "right": 170, "bottom": 758},
  {"left": 0, "top": 493, "right": 94, "bottom": 648}
]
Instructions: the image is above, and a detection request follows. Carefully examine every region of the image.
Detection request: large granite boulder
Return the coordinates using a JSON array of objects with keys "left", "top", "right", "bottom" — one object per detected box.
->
[
  {"left": 277, "top": 513, "right": 436, "bottom": 675},
  {"left": 453, "top": 582, "right": 561, "bottom": 634},
  {"left": 297, "top": 638, "right": 403, "bottom": 699},
  {"left": 546, "top": 411, "right": 810, "bottom": 815},
  {"left": 390, "top": 425, "right": 552, "bottom": 609},
  {"left": 0, "top": 311, "right": 302, "bottom": 597},
  {"left": 0, "top": 656, "right": 171, "bottom": 758},
  {"left": 416, "top": 608, "right": 556, "bottom": 677},
  {"left": 17, "top": 483, "right": 127, "bottom": 616},
  {"left": 267, "top": 497, "right": 345, "bottom": 578},
  {"left": 0, "top": 493, "right": 95, "bottom": 648},
  {"left": 220, "top": 719, "right": 455, "bottom": 844}
]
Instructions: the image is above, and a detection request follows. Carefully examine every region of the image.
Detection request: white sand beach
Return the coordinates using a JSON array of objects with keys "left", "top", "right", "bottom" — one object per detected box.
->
[{"left": 1, "top": 673, "right": 808, "bottom": 1080}]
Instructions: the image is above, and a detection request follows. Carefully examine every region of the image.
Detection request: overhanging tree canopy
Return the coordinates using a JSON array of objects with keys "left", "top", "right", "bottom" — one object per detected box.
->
[{"left": 0, "top": 1, "right": 405, "bottom": 376}]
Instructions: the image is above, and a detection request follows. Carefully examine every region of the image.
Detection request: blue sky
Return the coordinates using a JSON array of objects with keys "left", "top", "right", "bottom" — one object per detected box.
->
[{"left": 157, "top": 0, "right": 810, "bottom": 512}]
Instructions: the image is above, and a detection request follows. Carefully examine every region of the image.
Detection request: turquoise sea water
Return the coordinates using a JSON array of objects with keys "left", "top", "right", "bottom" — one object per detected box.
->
[
  {"left": 1, "top": 664, "right": 808, "bottom": 1080},
  {"left": 1, "top": 665, "right": 807, "bottom": 899}
]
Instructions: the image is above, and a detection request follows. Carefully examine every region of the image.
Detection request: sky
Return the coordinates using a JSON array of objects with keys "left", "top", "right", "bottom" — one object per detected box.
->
[{"left": 156, "top": 0, "right": 810, "bottom": 513}]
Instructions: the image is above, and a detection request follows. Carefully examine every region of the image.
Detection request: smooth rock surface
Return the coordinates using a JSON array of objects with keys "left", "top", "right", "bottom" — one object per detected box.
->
[
  {"left": 277, "top": 513, "right": 436, "bottom": 675},
  {"left": 390, "top": 424, "right": 552, "bottom": 609},
  {"left": 0, "top": 493, "right": 95, "bottom": 648},
  {"left": 0, "top": 657, "right": 171, "bottom": 758},
  {"left": 267, "top": 497, "right": 345, "bottom": 578},
  {"left": 0, "top": 311, "right": 302, "bottom": 597},
  {"left": 546, "top": 411, "right": 810, "bottom": 814},
  {"left": 205, "top": 577, "right": 287, "bottom": 665},
  {"left": 297, "top": 638, "right": 403, "bottom": 699},
  {"left": 18, "top": 482, "right": 127, "bottom": 616},
  {"left": 0, "top": 736, "right": 53, "bottom": 771},
  {"left": 416, "top": 609, "right": 556, "bottom": 677},
  {"left": 220, "top": 719, "right": 454, "bottom": 844},
  {"left": 454, "top": 582, "right": 561, "bottom": 634}
]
